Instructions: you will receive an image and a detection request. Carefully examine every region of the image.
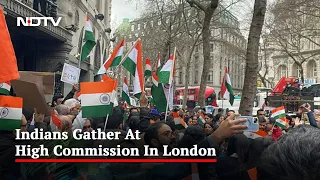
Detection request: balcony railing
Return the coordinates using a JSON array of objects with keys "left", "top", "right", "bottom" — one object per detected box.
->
[{"left": 2, "top": 0, "right": 72, "bottom": 42}]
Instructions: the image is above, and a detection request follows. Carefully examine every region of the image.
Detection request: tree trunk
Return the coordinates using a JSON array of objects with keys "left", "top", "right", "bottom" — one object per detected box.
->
[
  {"left": 183, "top": 61, "right": 191, "bottom": 109},
  {"left": 299, "top": 63, "right": 304, "bottom": 84},
  {"left": 198, "top": 11, "right": 215, "bottom": 107},
  {"left": 239, "top": 0, "right": 267, "bottom": 116}
]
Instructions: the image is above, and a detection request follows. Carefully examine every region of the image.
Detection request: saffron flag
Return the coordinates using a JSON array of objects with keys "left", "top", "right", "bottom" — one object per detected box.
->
[
  {"left": 244, "top": 129, "right": 268, "bottom": 139},
  {"left": 97, "top": 39, "right": 124, "bottom": 75},
  {"left": 122, "top": 39, "right": 144, "bottom": 98},
  {"left": 80, "top": 81, "right": 115, "bottom": 118},
  {"left": 221, "top": 67, "right": 235, "bottom": 106},
  {"left": 0, "top": 81, "right": 11, "bottom": 95},
  {"left": 172, "top": 112, "right": 188, "bottom": 129},
  {"left": 145, "top": 58, "right": 152, "bottom": 77},
  {"left": 0, "top": 96, "right": 23, "bottom": 131},
  {"left": 122, "top": 77, "right": 131, "bottom": 106},
  {"left": 80, "top": 15, "right": 96, "bottom": 61},
  {"left": 51, "top": 111, "right": 62, "bottom": 130},
  {"left": 0, "top": 8, "right": 20, "bottom": 83},
  {"left": 271, "top": 106, "right": 289, "bottom": 129}
]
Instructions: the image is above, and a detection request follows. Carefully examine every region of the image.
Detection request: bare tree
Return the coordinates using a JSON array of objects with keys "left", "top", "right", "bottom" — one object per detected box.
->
[
  {"left": 266, "top": 0, "right": 320, "bottom": 83},
  {"left": 239, "top": 0, "right": 267, "bottom": 116}
]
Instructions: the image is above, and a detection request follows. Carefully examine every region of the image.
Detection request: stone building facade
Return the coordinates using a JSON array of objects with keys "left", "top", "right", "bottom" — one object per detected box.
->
[
  {"left": 115, "top": 5, "right": 246, "bottom": 96},
  {"left": 1, "top": 0, "right": 112, "bottom": 101}
]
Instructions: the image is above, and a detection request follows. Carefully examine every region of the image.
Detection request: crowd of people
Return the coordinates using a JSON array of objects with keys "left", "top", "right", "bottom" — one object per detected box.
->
[{"left": 1, "top": 84, "right": 320, "bottom": 180}]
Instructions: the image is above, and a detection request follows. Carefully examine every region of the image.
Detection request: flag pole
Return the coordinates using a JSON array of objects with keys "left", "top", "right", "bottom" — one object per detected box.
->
[
  {"left": 78, "top": 12, "right": 87, "bottom": 70},
  {"left": 103, "top": 114, "right": 109, "bottom": 132},
  {"left": 164, "top": 47, "right": 176, "bottom": 122}
]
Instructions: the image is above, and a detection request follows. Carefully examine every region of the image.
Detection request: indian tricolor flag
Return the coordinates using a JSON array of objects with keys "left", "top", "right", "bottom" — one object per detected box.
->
[
  {"left": 0, "top": 81, "right": 11, "bottom": 95},
  {"left": 80, "top": 15, "right": 96, "bottom": 61},
  {"left": 122, "top": 76, "right": 131, "bottom": 106},
  {"left": 152, "top": 72, "right": 159, "bottom": 87},
  {"left": 97, "top": 39, "right": 124, "bottom": 75},
  {"left": 271, "top": 106, "right": 289, "bottom": 129},
  {"left": 221, "top": 67, "right": 235, "bottom": 106},
  {"left": 112, "top": 78, "right": 119, "bottom": 107},
  {"left": 0, "top": 7, "right": 20, "bottom": 83},
  {"left": 0, "top": 96, "right": 22, "bottom": 131},
  {"left": 244, "top": 129, "right": 268, "bottom": 139},
  {"left": 158, "top": 51, "right": 176, "bottom": 85},
  {"left": 144, "top": 58, "right": 152, "bottom": 77},
  {"left": 80, "top": 81, "right": 114, "bottom": 118},
  {"left": 122, "top": 39, "right": 144, "bottom": 98},
  {"left": 198, "top": 112, "right": 206, "bottom": 125},
  {"left": 172, "top": 112, "right": 188, "bottom": 130}
]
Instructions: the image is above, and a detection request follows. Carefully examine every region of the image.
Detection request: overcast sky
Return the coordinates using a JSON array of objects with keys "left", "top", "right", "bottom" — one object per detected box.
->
[{"left": 111, "top": 0, "right": 257, "bottom": 33}]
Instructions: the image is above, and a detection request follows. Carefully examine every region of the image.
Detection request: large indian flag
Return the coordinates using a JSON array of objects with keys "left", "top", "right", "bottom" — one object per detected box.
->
[
  {"left": 144, "top": 58, "right": 152, "bottom": 77},
  {"left": 172, "top": 112, "right": 188, "bottom": 130},
  {"left": 122, "top": 39, "right": 144, "bottom": 98},
  {"left": 158, "top": 52, "right": 175, "bottom": 84},
  {"left": 151, "top": 72, "right": 166, "bottom": 112},
  {"left": 271, "top": 106, "right": 289, "bottom": 129},
  {"left": 122, "top": 76, "right": 131, "bottom": 106},
  {"left": 221, "top": 67, "right": 235, "bottom": 106},
  {"left": 80, "top": 81, "right": 114, "bottom": 118},
  {"left": 97, "top": 39, "right": 125, "bottom": 75},
  {"left": 0, "top": 81, "right": 11, "bottom": 95},
  {"left": 80, "top": 15, "right": 96, "bottom": 61},
  {"left": 0, "top": 96, "right": 23, "bottom": 131}
]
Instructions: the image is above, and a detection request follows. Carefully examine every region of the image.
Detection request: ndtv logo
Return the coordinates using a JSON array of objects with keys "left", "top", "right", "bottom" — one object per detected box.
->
[{"left": 16, "top": 17, "right": 62, "bottom": 27}]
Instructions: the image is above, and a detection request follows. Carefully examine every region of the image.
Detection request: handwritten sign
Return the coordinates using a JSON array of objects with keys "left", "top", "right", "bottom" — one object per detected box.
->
[{"left": 61, "top": 63, "right": 80, "bottom": 85}]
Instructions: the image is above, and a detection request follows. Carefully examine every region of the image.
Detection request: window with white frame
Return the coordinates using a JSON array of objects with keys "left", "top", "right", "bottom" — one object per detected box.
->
[
  {"left": 131, "top": 24, "right": 134, "bottom": 31},
  {"left": 138, "top": 24, "right": 141, "bottom": 30}
]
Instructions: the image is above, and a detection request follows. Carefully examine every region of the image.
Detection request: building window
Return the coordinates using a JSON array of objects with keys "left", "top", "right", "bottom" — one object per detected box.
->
[
  {"left": 307, "top": 60, "right": 317, "bottom": 77},
  {"left": 129, "top": 34, "right": 132, "bottom": 39},
  {"left": 158, "top": 19, "right": 161, "bottom": 25},
  {"left": 210, "top": 44, "right": 214, "bottom": 51},
  {"left": 151, "top": 20, "right": 154, "bottom": 27},
  {"left": 277, "top": 65, "right": 288, "bottom": 79},
  {"left": 144, "top": 23, "right": 146, "bottom": 29},
  {"left": 195, "top": 45, "right": 199, "bottom": 52},
  {"left": 131, "top": 24, "right": 134, "bottom": 31},
  {"left": 208, "top": 71, "right": 213, "bottom": 82},
  {"left": 138, "top": 23, "right": 141, "bottom": 30},
  {"left": 135, "top": 33, "right": 138, "bottom": 38}
]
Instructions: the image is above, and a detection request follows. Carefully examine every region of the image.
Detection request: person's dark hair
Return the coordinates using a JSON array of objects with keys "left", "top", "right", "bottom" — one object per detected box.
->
[
  {"left": 245, "top": 136, "right": 274, "bottom": 170},
  {"left": 144, "top": 122, "right": 166, "bottom": 147},
  {"left": 166, "top": 117, "right": 176, "bottom": 132},
  {"left": 257, "top": 109, "right": 264, "bottom": 114},
  {"left": 214, "top": 114, "right": 222, "bottom": 122},
  {"left": 218, "top": 108, "right": 224, "bottom": 113},
  {"left": 268, "top": 117, "right": 276, "bottom": 125},
  {"left": 178, "top": 126, "right": 205, "bottom": 148},
  {"left": 257, "top": 125, "right": 320, "bottom": 180},
  {"left": 184, "top": 116, "right": 191, "bottom": 123},
  {"left": 106, "top": 106, "right": 124, "bottom": 129},
  {"left": 205, "top": 113, "right": 214, "bottom": 119},
  {"left": 228, "top": 110, "right": 235, "bottom": 113},
  {"left": 51, "top": 95, "right": 64, "bottom": 107},
  {"left": 129, "top": 107, "right": 138, "bottom": 113},
  {"left": 128, "top": 115, "right": 140, "bottom": 130},
  {"left": 22, "top": 108, "right": 34, "bottom": 121},
  {"left": 258, "top": 116, "right": 266, "bottom": 123},
  {"left": 226, "top": 134, "right": 249, "bottom": 164}
]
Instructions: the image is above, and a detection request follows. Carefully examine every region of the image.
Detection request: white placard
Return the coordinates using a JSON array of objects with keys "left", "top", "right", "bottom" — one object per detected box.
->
[
  {"left": 314, "top": 97, "right": 320, "bottom": 106},
  {"left": 61, "top": 63, "right": 80, "bottom": 85}
]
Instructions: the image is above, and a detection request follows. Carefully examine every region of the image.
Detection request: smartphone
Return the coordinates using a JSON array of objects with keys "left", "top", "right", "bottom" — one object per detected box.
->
[{"left": 236, "top": 116, "right": 259, "bottom": 132}]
